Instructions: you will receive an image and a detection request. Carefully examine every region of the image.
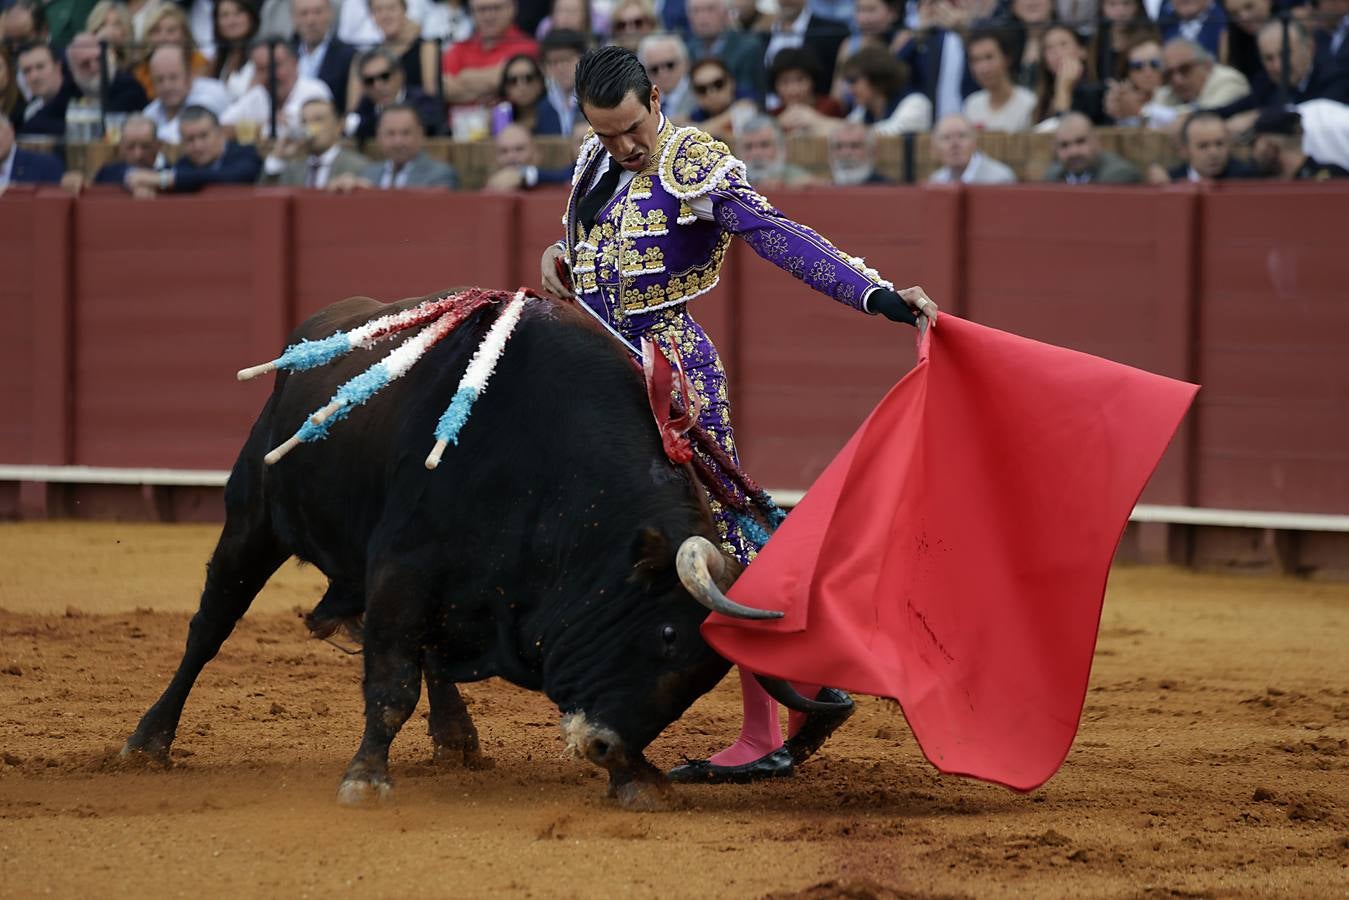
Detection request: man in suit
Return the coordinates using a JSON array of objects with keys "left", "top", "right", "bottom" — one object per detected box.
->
[
  {"left": 64, "top": 32, "right": 148, "bottom": 114},
  {"left": 143, "top": 45, "right": 232, "bottom": 144},
  {"left": 540, "top": 29, "right": 587, "bottom": 136},
  {"left": 13, "top": 43, "right": 77, "bottom": 137},
  {"left": 761, "top": 0, "right": 850, "bottom": 95},
  {"left": 259, "top": 97, "right": 368, "bottom": 187},
  {"left": 292, "top": 0, "right": 356, "bottom": 113},
  {"left": 483, "top": 122, "right": 571, "bottom": 190},
  {"left": 1043, "top": 112, "right": 1142, "bottom": 184},
  {"left": 60, "top": 114, "right": 164, "bottom": 192},
  {"left": 1313, "top": 0, "right": 1349, "bottom": 72},
  {"left": 330, "top": 104, "right": 458, "bottom": 190},
  {"left": 0, "top": 116, "right": 65, "bottom": 190},
  {"left": 124, "top": 106, "right": 263, "bottom": 196},
  {"left": 221, "top": 37, "right": 333, "bottom": 140},
  {"left": 1215, "top": 20, "right": 1349, "bottom": 132},
  {"left": 1147, "top": 109, "right": 1260, "bottom": 183},
  {"left": 897, "top": 0, "right": 980, "bottom": 121},
  {"left": 928, "top": 113, "right": 1017, "bottom": 184},
  {"left": 637, "top": 33, "right": 696, "bottom": 122},
  {"left": 828, "top": 120, "right": 892, "bottom": 185},
  {"left": 347, "top": 48, "right": 444, "bottom": 141}
]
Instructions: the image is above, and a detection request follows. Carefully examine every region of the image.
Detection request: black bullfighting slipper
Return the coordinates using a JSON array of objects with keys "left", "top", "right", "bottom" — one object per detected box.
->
[
  {"left": 666, "top": 746, "right": 795, "bottom": 784},
  {"left": 782, "top": 687, "right": 855, "bottom": 765}
]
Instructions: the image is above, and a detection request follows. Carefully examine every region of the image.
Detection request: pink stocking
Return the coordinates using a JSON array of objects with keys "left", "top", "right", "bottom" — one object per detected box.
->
[
  {"left": 785, "top": 682, "right": 821, "bottom": 739},
  {"left": 707, "top": 666, "right": 783, "bottom": 766}
]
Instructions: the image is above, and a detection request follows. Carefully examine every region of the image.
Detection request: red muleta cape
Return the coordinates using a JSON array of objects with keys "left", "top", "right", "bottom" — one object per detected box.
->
[{"left": 702, "top": 315, "right": 1198, "bottom": 791}]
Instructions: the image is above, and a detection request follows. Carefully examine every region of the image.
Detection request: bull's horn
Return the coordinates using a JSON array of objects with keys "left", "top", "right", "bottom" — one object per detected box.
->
[
  {"left": 754, "top": 676, "right": 854, "bottom": 713},
  {"left": 675, "top": 536, "right": 783, "bottom": 621}
]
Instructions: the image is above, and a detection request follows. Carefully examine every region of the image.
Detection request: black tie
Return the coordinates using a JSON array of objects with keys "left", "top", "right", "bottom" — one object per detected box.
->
[{"left": 577, "top": 156, "right": 623, "bottom": 235}]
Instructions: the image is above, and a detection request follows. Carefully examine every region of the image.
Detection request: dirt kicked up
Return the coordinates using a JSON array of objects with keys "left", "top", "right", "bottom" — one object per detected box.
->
[{"left": 0, "top": 521, "right": 1346, "bottom": 899}]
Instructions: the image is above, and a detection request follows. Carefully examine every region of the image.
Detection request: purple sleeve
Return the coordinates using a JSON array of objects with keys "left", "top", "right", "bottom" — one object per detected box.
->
[{"left": 707, "top": 169, "right": 892, "bottom": 312}]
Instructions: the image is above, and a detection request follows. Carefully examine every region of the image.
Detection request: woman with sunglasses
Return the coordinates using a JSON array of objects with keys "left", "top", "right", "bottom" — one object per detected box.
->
[
  {"left": 687, "top": 58, "right": 758, "bottom": 140},
  {"left": 491, "top": 53, "right": 564, "bottom": 134},
  {"left": 1103, "top": 31, "right": 1165, "bottom": 124},
  {"left": 607, "top": 0, "right": 656, "bottom": 50}
]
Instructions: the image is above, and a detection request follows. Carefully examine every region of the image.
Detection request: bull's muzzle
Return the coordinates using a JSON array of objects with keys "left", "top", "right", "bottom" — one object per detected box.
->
[{"left": 559, "top": 712, "right": 629, "bottom": 769}]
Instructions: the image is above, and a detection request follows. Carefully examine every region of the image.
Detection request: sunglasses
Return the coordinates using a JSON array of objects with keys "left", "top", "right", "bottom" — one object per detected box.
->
[
  {"left": 693, "top": 76, "right": 727, "bottom": 95},
  {"left": 646, "top": 60, "right": 678, "bottom": 75},
  {"left": 614, "top": 16, "right": 651, "bottom": 31},
  {"left": 1128, "top": 58, "right": 1162, "bottom": 71},
  {"left": 361, "top": 69, "right": 394, "bottom": 85},
  {"left": 1163, "top": 60, "right": 1197, "bottom": 79},
  {"left": 506, "top": 72, "right": 539, "bottom": 85}
]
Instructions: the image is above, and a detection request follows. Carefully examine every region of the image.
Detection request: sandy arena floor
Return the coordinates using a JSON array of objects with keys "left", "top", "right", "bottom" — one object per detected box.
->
[{"left": 0, "top": 521, "right": 1346, "bottom": 899}]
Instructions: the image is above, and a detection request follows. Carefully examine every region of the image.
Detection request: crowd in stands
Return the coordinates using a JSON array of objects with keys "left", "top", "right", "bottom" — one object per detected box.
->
[{"left": 2, "top": 0, "right": 1347, "bottom": 194}]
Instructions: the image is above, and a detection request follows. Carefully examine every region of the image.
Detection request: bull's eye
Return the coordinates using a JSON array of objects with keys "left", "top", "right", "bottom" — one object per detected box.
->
[{"left": 661, "top": 625, "right": 677, "bottom": 645}]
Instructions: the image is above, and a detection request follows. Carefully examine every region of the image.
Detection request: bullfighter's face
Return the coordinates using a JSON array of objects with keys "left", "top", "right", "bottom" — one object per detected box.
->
[{"left": 582, "top": 86, "right": 664, "bottom": 173}]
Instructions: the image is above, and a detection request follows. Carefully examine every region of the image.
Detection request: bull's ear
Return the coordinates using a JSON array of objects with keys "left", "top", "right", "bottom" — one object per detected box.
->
[{"left": 629, "top": 526, "right": 673, "bottom": 586}]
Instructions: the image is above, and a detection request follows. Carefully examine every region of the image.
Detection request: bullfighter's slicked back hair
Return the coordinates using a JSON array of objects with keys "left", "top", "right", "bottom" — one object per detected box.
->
[{"left": 575, "top": 46, "right": 652, "bottom": 111}]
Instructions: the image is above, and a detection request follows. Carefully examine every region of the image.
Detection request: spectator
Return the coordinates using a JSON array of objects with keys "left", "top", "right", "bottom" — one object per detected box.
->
[
  {"left": 333, "top": 104, "right": 458, "bottom": 189},
  {"left": 762, "top": 0, "right": 850, "bottom": 95},
  {"left": 1215, "top": 20, "right": 1349, "bottom": 129},
  {"left": 539, "top": 28, "right": 586, "bottom": 135},
  {"left": 828, "top": 119, "right": 890, "bottom": 184},
  {"left": 1157, "top": 0, "right": 1228, "bottom": 59},
  {"left": 144, "top": 44, "right": 231, "bottom": 143},
  {"left": 221, "top": 37, "right": 332, "bottom": 139},
  {"left": 535, "top": 0, "right": 595, "bottom": 40},
  {"left": 2, "top": 0, "right": 47, "bottom": 49},
  {"left": 260, "top": 96, "right": 368, "bottom": 186},
  {"left": 928, "top": 113, "right": 1017, "bottom": 183},
  {"left": 347, "top": 0, "right": 440, "bottom": 109},
  {"left": 0, "top": 49, "right": 16, "bottom": 124},
  {"left": 896, "top": 0, "right": 979, "bottom": 119},
  {"left": 347, "top": 47, "right": 443, "bottom": 140},
  {"left": 992, "top": 0, "right": 1054, "bottom": 89},
  {"left": 61, "top": 112, "right": 163, "bottom": 191},
  {"left": 608, "top": 0, "right": 657, "bottom": 53},
  {"left": 829, "top": 0, "right": 899, "bottom": 106},
  {"left": 85, "top": 1, "right": 136, "bottom": 73},
  {"left": 0, "top": 115, "right": 63, "bottom": 190},
  {"left": 840, "top": 45, "right": 931, "bottom": 134},
  {"left": 1043, "top": 110, "right": 1141, "bottom": 182},
  {"left": 64, "top": 32, "right": 148, "bottom": 113},
  {"left": 1090, "top": 0, "right": 1150, "bottom": 83},
  {"left": 737, "top": 114, "right": 816, "bottom": 188},
  {"left": 638, "top": 33, "right": 694, "bottom": 120},
  {"left": 125, "top": 105, "right": 263, "bottom": 195},
  {"left": 441, "top": 0, "right": 538, "bottom": 105},
  {"left": 1146, "top": 108, "right": 1258, "bottom": 182},
  {"left": 963, "top": 28, "right": 1038, "bottom": 131},
  {"left": 1223, "top": 0, "right": 1270, "bottom": 82},
  {"left": 1033, "top": 23, "right": 1106, "bottom": 124},
  {"left": 770, "top": 47, "right": 844, "bottom": 134},
  {"left": 1313, "top": 0, "right": 1349, "bottom": 71},
  {"left": 292, "top": 0, "right": 356, "bottom": 112},
  {"left": 483, "top": 121, "right": 570, "bottom": 188},
  {"left": 212, "top": 0, "right": 262, "bottom": 101},
  {"left": 14, "top": 43, "right": 75, "bottom": 137},
  {"left": 686, "top": 0, "right": 766, "bottom": 100},
  {"left": 1250, "top": 104, "right": 1349, "bottom": 179},
  {"left": 731, "top": 0, "right": 771, "bottom": 32},
  {"left": 688, "top": 58, "right": 757, "bottom": 140},
  {"left": 132, "top": 5, "right": 213, "bottom": 100},
  {"left": 491, "top": 53, "right": 562, "bottom": 134},
  {"left": 1144, "top": 37, "right": 1250, "bottom": 124}
]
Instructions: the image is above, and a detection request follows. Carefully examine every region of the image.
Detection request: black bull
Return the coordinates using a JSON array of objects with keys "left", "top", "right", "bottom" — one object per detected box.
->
[{"left": 122, "top": 293, "right": 803, "bottom": 808}]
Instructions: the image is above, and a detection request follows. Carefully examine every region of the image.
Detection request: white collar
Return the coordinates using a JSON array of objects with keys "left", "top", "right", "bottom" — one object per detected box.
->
[
  {"left": 776, "top": 8, "right": 811, "bottom": 35},
  {"left": 312, "top": 143, "right": 341, "bottom": 166}
]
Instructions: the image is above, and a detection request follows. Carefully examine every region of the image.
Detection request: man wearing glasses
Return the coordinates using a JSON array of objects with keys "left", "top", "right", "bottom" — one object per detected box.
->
[
  {"left": 539, "top": 47, "right": 938, "bottom": 785},
  {"left": 637, "top": 33, "right": 695, "bottom": 120},
  {"left": 441, "top": 0, "right": 539, "bottom": 105},
  {"left": 348, "top": 48, "right": 443, "bottom": 140},
  {"left": 1149, "top": 38, "right": 1251, "bottom": 124}
]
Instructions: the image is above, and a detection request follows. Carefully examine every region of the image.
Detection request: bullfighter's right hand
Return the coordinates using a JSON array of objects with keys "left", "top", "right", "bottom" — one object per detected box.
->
[{"left": 540, "top": 244, "right": 574, "bottom": 300}]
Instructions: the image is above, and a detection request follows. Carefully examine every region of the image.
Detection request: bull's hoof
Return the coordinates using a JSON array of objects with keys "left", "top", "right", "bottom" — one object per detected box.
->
[
  {"left": 118, "top": 739, "right": 171, "bottom": 768},
  {"left": 613, "top": 777, "right": 677, "bottom": 812},
  {"left": 336, "top": 778, "right": 393, "bottom": 806},
  {"left": 431, "top": 745, "right": 496, "bottom": 770}
]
